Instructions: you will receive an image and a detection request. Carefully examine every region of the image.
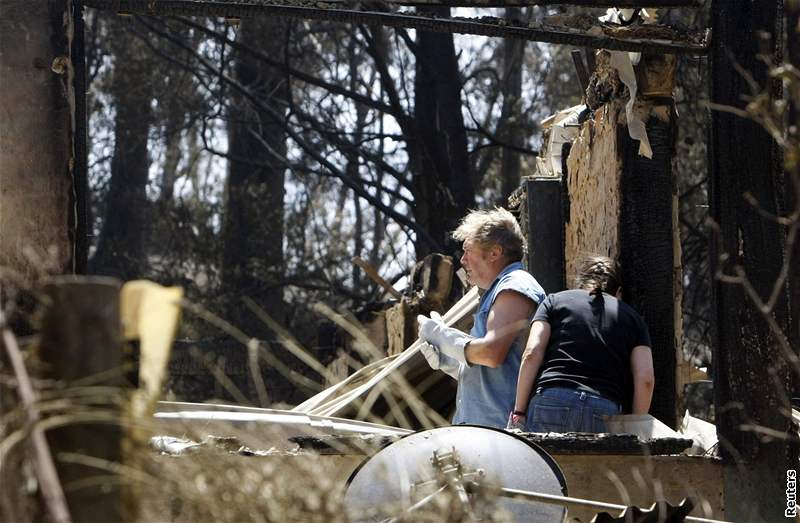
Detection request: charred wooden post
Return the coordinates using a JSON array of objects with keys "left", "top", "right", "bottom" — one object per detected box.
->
[
  {"left": 0, "top": 1, "right": 78, "bottom": 276},
  {"left": 38, "top": 277, "right": 129, "bottom": 522},
  {"left": 618, "top": 100, "right": 678, "bottom": 429},
  {"left": 788, "top": 4, "right": 800, "bottom": 411},
  {"left": 709, "top": 1, "right": 799, "bottom": 520},
  {"left": 571, "top": 50, "right": 591, "bottom": 92},
  {"left": 563, "top": 51, "right": 680, "bottom": 427},
  {"left": 620, "top": 53, "right": 680, "bottom": 429},
  {"left": 352, "top": 257, "right": 403, "bottom": 300},
  {"left": 510, "top": 178, "right": 566, "bottom": 293}
]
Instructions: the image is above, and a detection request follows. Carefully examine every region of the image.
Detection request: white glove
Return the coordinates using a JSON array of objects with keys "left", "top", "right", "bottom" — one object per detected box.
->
[
  {"left": 506, "top": 411, "right": 527, "bottom": 432},
  {"left": 417, "top": 312, "right": 472, "bottom": 366},
  {"left": 419, "top": 342, "right": 461, "bottom": 380}
]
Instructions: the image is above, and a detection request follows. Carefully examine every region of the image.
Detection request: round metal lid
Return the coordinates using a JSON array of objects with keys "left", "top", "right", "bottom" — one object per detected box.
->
[{"left": 344, "top": 425, "right": 568, "bottom": 522}]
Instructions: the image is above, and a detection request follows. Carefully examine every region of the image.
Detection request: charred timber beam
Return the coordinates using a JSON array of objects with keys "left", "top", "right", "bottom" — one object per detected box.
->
[
  {"left": 293, "top": 432, "right": 693, "bottom": 455},
  {"left": 618, "top": 113, "right": 678, "bottom": 428},
  {"left": 521, "top": 178, "right": 566, "bottom": 293},
  {"left": 571, "top": 49, "right": 591, "bottom": 91},
  {"left": 82, "top": 0, "right": 704, "bottom": 10},
  {"left": 401, "top": 0, "right": 700, "bottom": 5},
  {"left": 80, "top": 1, "right": 708, "bottom": 55}
]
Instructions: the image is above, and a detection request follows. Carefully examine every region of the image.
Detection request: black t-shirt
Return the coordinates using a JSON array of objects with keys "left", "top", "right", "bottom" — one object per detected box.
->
[{"left": 532, "top": 289, "right": 651, "bottom": 405}]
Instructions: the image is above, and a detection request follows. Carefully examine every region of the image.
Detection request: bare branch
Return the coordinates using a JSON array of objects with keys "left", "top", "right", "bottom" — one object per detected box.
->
[{"left": 0, "top": 316, "right": 73, "bottom": 523}]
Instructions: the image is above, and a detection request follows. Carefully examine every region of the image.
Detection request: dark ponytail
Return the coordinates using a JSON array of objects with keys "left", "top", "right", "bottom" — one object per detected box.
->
[{"left": 574, "top": 256, "right": 622, "bottom": 297}]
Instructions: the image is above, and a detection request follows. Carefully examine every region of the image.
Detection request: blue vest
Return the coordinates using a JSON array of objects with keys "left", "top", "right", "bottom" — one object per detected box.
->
[{"left": 452, "top": 262, "right": 546, "bottom": 428}]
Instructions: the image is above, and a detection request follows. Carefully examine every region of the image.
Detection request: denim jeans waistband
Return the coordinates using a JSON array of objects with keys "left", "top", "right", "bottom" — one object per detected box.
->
[{"left": 535, "top": 386, "right": 618, "bottom": 406}]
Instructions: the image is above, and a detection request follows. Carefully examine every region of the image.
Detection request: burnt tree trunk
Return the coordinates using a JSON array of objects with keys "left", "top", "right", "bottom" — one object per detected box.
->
[
  {"left": 618, "top": 111, "right": 677, "bottom": 427},
  {"left": 220, "top": 18, "right": 289, "bottom": 404},
  {"left": 710, "top": 1, "right": 798, "bottom": 520},
  {"left": 222, "top": 17, "right": 287, "bottom": 326},
  {"left": 90, "top": 18, "right": 154, "bottom": 280},
  {"left": 498, "top": 7, "right": 527, "bottom": 203},
  {"left": 410, "top": 7, "right": 474, "bottom": 257}
]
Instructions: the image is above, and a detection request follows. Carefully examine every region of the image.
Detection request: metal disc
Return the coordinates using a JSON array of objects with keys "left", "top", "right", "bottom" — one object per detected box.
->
[{"left": 344, "top": 425, "right": 568, "bottom": 522}]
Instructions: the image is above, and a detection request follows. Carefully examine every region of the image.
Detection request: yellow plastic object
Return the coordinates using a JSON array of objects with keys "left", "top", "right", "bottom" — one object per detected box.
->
[{"left": 120, "top": 280, "right": 183, "bottom": 418}]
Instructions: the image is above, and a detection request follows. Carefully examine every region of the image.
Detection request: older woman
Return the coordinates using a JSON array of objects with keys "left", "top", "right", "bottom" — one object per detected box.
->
[{"left": 507, "top": 256, "right": 654, "bottom": 433}]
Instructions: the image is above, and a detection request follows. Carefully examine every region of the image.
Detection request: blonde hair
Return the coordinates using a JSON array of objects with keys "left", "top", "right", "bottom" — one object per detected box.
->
[{"left": 452, "top": 207, "right": 525, "bottom": 262}]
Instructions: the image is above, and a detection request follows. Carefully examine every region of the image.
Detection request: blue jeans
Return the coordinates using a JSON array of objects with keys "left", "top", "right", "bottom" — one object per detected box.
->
[{"left": 526, "top": 387, "right": 621, "bottom": 433}]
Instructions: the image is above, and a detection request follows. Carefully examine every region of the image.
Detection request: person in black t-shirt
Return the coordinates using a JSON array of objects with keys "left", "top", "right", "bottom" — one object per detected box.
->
[{"left": 506, "top": 256, "right": 654, "bottom": 433}]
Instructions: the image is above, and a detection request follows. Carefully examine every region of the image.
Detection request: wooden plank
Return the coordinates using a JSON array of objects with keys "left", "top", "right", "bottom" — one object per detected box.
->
[
  {"left": 571, "top": 49, "right": 590, "bottom": 92},
  {"left": 292, "top": 355, "right": 395, "bottom": 413},
  {"left": 352, "top": 257, "right": 402, "bottom": 300}
]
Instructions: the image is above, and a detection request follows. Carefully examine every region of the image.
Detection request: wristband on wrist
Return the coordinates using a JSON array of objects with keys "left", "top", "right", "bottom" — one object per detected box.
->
[{"left": 512, "top": 410, "right": 527, "bottom": 416}]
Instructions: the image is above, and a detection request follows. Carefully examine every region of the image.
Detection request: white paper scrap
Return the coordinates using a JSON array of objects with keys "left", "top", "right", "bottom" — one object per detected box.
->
[{"left": 609, "top": 50, "right": 653, "bottom": 159}]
